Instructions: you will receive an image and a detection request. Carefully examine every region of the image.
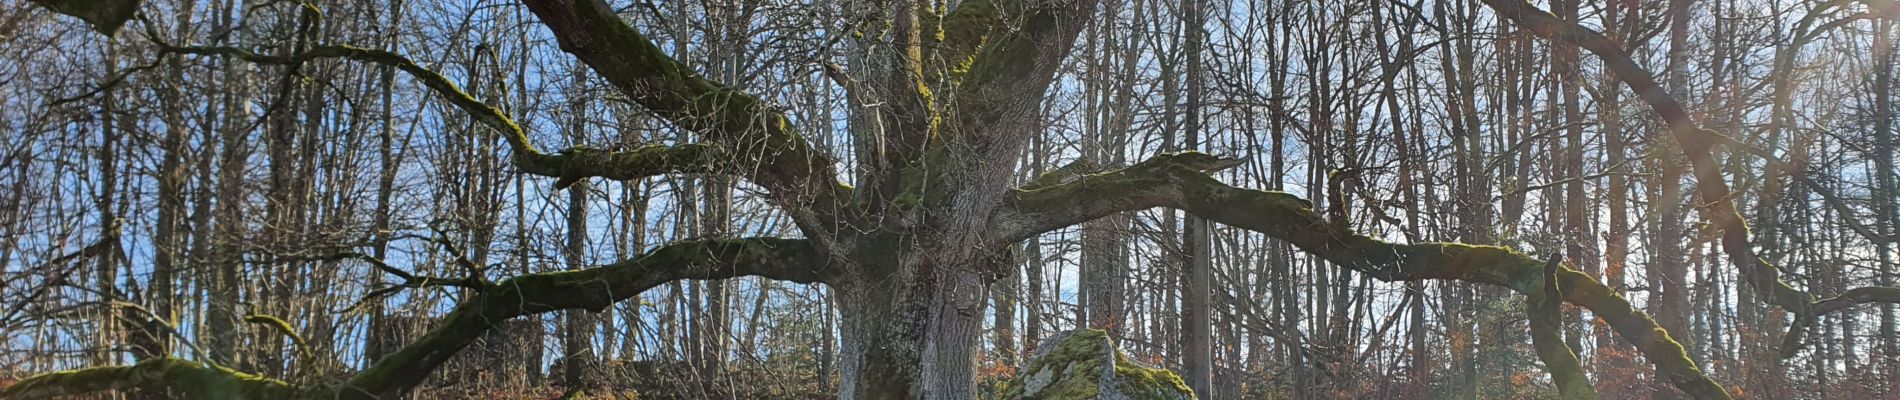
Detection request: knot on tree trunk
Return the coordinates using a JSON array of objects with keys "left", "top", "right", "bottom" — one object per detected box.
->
[{"left": 1002, "top": 329, "right": 1195, "bottom": 400}]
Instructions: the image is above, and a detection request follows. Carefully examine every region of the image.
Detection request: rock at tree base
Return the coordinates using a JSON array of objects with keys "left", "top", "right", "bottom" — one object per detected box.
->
[{"left": 1002, "top": 329, "right": 1195, "bottom": 400}]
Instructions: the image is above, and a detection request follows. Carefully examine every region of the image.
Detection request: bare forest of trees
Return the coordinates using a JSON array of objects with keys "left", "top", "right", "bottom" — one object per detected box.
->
[{"left": 3, "top": 0, "right": 1900, "bottom": 398}]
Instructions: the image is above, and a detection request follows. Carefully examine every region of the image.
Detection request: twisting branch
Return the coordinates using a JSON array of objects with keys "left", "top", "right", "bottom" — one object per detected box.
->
[
  {"left": 268, "top": 250, "right": 485, "bottom": 291},
  {"left": 994, "top": 152, "right": 1251, "bottom": 242},
  {"left": 1813, "top": 286, "right": 1900, "bottom": 315},
  {"left": 1479, "top": 0, "right": 1900, "bottom": 358},
  {"left": 997, "top": 152, "right": 1732, "bottom": 399},
  {"left": 1530, "top": 254, "right": 1598, "bottom": 400},
  {"left": 1782, "top": 286, "right": 1900, "bottom": 357}
]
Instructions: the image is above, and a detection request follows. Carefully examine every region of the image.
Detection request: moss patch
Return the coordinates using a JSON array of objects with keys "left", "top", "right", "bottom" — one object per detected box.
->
[
  {"left": 0, "top": 358, "right": 300, "bottom": 399},
  {"left": 1001, "top": 329, "right": 1194, "bottom": 400}
]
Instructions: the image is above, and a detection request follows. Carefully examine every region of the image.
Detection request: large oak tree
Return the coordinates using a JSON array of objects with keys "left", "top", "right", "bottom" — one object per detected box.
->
[{"left": 13, "top": 0, "right": 1900, "bottom": 399}]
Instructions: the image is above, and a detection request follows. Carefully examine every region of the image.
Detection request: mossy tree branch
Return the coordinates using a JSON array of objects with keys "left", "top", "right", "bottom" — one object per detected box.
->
[
  {"left": 243, "top": 314, "right": 315, "bottom": 377},
  {"left": 336, "top": 237, "right": 826, "bottom": 399},
  {"left": 1016, "top": 158, "right": 1105, "bottom": 191},
  {"left": 995, "top": 152, "right": 1247, "bottom": 241},
  {"left": 2, "top": 238, "right": 826, "bottom": 399},
  {"left": 1479, "top": 0, "right": 1818, "bottom": 312},
  {"left": 1531, "top": 255, "right": 1598, "bottom": 400},
  {"left": 0, "top": 358, "right": 299, "bottom": 400},
  {"left": 521, "top": 0, "right": 849, "bottom": 239},
  {"left": 941, "top": 0, "right": 1099, "bottom": 90},
  {"left": 1480, "top": 0, "right": 1900, "bottom": 357},
  {"left": 996, "top": 152, "right": 1732, "bottom": 399}
]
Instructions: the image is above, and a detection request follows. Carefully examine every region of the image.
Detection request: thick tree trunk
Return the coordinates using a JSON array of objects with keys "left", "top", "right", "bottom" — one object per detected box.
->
[{"left": 837, "top": 239, "right": 1002, "bottom": 400}]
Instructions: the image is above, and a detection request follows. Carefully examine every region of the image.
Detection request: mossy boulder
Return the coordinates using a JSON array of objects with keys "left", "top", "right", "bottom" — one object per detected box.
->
[{"left": 1001, "top": 329, "right": 1195, "bottom": 400}]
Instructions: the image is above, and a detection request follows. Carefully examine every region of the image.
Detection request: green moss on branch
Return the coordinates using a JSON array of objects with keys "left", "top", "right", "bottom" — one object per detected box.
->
[
  {"left": 338, "top": 237, "right": 822, "bottom": 399},
  {"left": 245, "top": 313, "right": 315, "bottom": 375},
  {"left": 1530, "top": 256, "right": 1598, "bottom": 400},
  {"left": 0, "top": 358, "right": 299, "bottom": 399},
  {"left": 1001, "top": 151, "right": 1731, "bottom": 399}
]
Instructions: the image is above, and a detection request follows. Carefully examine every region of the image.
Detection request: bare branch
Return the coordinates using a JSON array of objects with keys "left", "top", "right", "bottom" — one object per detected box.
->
[
  {"left": 155, "top": 43, "right": 540, "bottom": 158},
  {"left": 244, "top": 314, "right": 314, "bottom": 373},
  {"left": 1781, "top": 287, "right": 1900, "bottom": 356},
  {"left": 154, "top": 39, "right": 834, "bottom": 244}
]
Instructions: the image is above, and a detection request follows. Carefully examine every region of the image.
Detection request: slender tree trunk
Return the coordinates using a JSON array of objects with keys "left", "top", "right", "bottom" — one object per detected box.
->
[
  {"left": 1554, "top": 0, "right": 1596, "bottom": 362},
  {"left": 94, "top": 45, "right": 125, "bottom": 368},
  {"left": 992, "top": 248, "right": 1019, "bottom": 369},
  {"left": 1874, "top": 17, "right": 1899, "bottom": 373},
  {"left": 1078, "top": 7, "right": 1130, "bottom": 337},
  {"left": 1594, "top": 2, "right": 1640, "bottom": 396},
  {"left": 206, "top": 1, "right": 253, "bottom": 363},
  {"left": 1180, "top": 0, "right": 1212, "bottom": 393},
  {"left": 1650, "top": 0, "right": 1696, "bottom": 395},
  {"left": 364, "top": 0, "right": 406, "bottom": 366},
  {"left": 1022, "top": 133, "right": 1047, "bottom": 358},
  {"left": 560, "top": 68, "right": 602, "bottom": 394}
]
